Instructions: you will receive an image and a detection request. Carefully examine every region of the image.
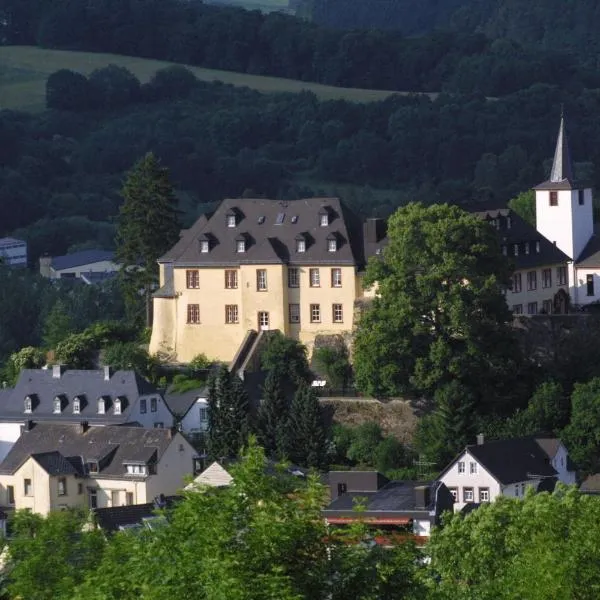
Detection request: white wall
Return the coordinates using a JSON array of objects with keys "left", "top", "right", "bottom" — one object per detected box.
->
[
  {"left": 552, "top": 443, "right": 577, "bottom": 485},
  {"left": 0, "top": 423, "right": 22, "bottom": 463},
  {"left": 439, "top": 450, "right": 501, "bottom": 511},
  {"left": 131, "top": 395, "right": 174, "bottom": 429},
  {"left": 180, "top": 398, "right": 209, "bottom": 435},
  {"left": 414, "top": 519, "right": 431, "bottom": 536},
  {"left": 573, "top": 267, "right": 600, "bottom": 306},
  {"left": 52, "top": 259, "right": 120, "bottom": 279}
]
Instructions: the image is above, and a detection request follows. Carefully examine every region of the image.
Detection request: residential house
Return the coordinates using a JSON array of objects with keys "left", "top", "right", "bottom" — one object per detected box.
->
[
  {"left": 149, "top": 197, "right": 387, "bottom": 363},
  {"left": 323, "top": 471, "right": 454, "bottom": 539},
  {"left": 0, "top": 366, "right": 174, "bottom": 462},
  {"left": 185, "top": 461, "right": 233, "bottom": 489},
  {"left": 472, "top": 207, "right": 570, "bottom": 315},
  {"left": 0, "top": 421, "right": 197, "bottom": 516},
  {"left": 438, "top": 435, "right": 575, "bottom": 511},
  {"left": 39, "top": 249, "right": 120, "bottom": 281},
  {"left": 164, "top": 386, "right": 209, "bottom": 440},
  {"left": 0, "top": 238, "right": 27, "bottom": 268}
]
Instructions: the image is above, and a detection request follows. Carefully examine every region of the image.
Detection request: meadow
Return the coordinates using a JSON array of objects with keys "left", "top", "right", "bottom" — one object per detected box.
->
[{"left": 0, "top": 46, "right": 429, "bottom": 112}]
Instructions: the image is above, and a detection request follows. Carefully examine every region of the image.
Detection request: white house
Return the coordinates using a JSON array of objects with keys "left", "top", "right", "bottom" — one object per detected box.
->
[
  {"left": 164, "top": 387, "right": 209, "bottom": 440},
  {"left": 39, "top": 249, "right": 120, "bottom": 281},
  {"left": 0, "top": 366, "right": 174, "bottom": 462},
  {"left": 0, "top": 238, "right": 27, "bottom": 268},
  {"left": 438, "top": 435, "right": 576, "bottom": 511}
]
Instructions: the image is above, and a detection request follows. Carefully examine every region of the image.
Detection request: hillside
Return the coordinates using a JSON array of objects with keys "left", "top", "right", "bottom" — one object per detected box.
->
[
  {"left": 0, "top": 46, "right": 407, "bottom": 113},
  {"left": 301, "top": 0, "right": 600, "bottom": 64}
]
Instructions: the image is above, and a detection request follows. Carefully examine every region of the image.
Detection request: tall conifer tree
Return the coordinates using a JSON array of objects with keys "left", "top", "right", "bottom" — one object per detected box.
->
[
  {"left": 115, "top": 153, "right": 180, "bottom": 327},
  {"left": 257, "top": 366, "right": 289, "bottom": 457}
]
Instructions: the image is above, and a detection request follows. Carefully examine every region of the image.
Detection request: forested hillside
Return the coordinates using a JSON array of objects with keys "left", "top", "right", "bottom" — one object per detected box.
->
[
  {"left": 301, "top": 0, "right": 600, "bottom": 66},
  {"left": 1, "top": 0, "right": 598, "bottom": 96}
]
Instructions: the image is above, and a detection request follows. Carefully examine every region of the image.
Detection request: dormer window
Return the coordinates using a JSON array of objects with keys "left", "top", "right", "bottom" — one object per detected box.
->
[
  {"left": 506, "top": 216, "right": 512, "bottom": 229},
  {"left": 24, "top": 396, "right": 32, "bottom": 414},
  {"left": 98, "top": 397, "right": 106, "bottom": 415},
  {"left": 320, "top": 213, "right": 329, "bottom": 227},
  {"left": 88, "top": 461, "right": 99, "bottom": 474},
  {"left": 502, "top": 245, "right": 507, "bottom": 256},
  {"left": 73, "top": 398, "right": 81, "bottom": 414},
  {"left": 328, "top": 239, "right": 337, "bottom": 252},
  {"left": 227, "top": 214, "right": 236, "bottom": 228},
  {"left": 53, "top": 396, "right": 63, "bottom": 414},
  {"left": 126, "top": 464, "right": 147, "bottom": 476},
  {"left": 296, "top": 239, "right": 306, "bottom": 253},
  {"left": 236, "top": 239, "right": 245, "bottom": 253},
  {"left": 200, "top": 240, "right": 209, "bottom": 253},
  {"left": 114, "top": 398, "right": 122, "bottom": 415},
  {"left": 536, "top": 241, "right": 541, "bottom": 253}
]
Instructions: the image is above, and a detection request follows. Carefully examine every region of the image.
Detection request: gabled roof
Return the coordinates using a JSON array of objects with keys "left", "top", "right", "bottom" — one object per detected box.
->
[
  {"left": 93, "top": 495, "right": 180, "bottom": 533},
  {"left": 186, "top": 462, "right": 233, "bottom": 488},
  {"left": 164, "top": 386, "right": 207, "bottom": 418},
  {"left": 440, "top": 437, "right": 558, "bottom": 486},
  {"left": 0, "top": 368, "right": 160, "bottom": 424},
  {"left": 0, "top": 422, "right": 181, "bottom": 478},
  {"left": 157, "top": 198, "right": 372, "bottom": 269},
  {"left": 471, "top": 207, "right": 571, "bottom": 266},
  {"left": 575, "top": 232, "right": 600, "bottom": 266},
  {"left": 51, "top": 250, "right": 116, "bottom": 271}
]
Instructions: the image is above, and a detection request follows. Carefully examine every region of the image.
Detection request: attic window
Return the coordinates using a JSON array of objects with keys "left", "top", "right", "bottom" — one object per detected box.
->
[
  {"left": 236, "top": 239, "right": 246, "bottom": 253},
  {"left": 126, "top": 464, "right": 147, "bottom": 476},
  {"left": 296, "top": 239, "right": 306, "bottom": 253},
  {"left": 53, "top": 396, "right": 62, "bottom": 414},
  {"left": 227, "top": 214, "right": 236, "bottom": 228},
  {"left": 506, "top": 216, "right": 512, "bottom": 229},
  {"left": 291, "top": 215, "right": 298, "bottom": 224},
  {"left": 97, "top": 397, "right": 105, "bottom": 415},
  {"left": 200, "top": 240, "right": 209, "bottom": 253},
  {"left": 513, "top": 244, "right": 519, "bottom": 256},
  {"left": 114, "top": 398, "right": 122, "bottom": 415},
  {"left": 257, "top": 216, "right": 265, "bottom": 224},
  {"left": 320, "top": 213, "right": 329, "bottom": 227},
  {"left": 328, "top": 238, "right": 337, "bottom": 252},
  {"left": 88, "top": 461, "right": 99, "bottom": 474},
  {"left": 24, "top": 397, "right": 32, "bottom": 414},
  {"left": 275, "top": 213, "right": 285, "bottom": 225},
  {"left": 73, "top": 398, "right": 81, "bottom": 414},
  {"left": 502, "top": 245, "right": 507, "bottom": 256}
]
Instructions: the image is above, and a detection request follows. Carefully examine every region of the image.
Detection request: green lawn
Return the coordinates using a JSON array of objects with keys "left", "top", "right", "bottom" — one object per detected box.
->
[{"left": 0, "top": 46, "right": 435, "bottom": 113}]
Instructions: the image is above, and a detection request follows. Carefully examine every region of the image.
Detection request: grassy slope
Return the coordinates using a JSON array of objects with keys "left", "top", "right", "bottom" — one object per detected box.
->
[{"left": 0, "top": 46, "right": 435, "bottom": 112}]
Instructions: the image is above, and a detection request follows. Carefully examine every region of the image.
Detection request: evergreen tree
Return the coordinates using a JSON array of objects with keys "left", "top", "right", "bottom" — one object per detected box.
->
[
  {"left": 42, "top": 300, "right": 75, "bottom": 349},
  {"left": 257, "top": 366, "right": 289, "bottom": 457},
  {"left": 286, "top": 383, "right": 329, "bottom": 469},
  {"left": 115, "top": 153, "right": 180, "bottom": 327},
  {"left": 207, "top": 366, "right": 250, "bottom": 460}
]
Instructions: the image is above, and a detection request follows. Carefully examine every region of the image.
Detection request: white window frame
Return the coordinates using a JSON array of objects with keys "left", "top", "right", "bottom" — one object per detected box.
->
[
  {"left": 225, "top": 304, "right": 239, "bottom": 324},
  {"left": 24, "top": 397, "right": 32, "bottom": 413},
  {"left": 296, "top": 239, "right": 306, "bottom": 253},
  {"left": 331, "top": 268, "right": 342, "bottom": 287},
  {"left": 98, "top": 398, "right": 105, "bottom": 415},
  {"left": 463, "top": 487, "right": 474, "bottom": 502},
  {"left": 320, "top": 214, "right": 328, "bottom": 227},
  {"left": 469, "top": 461, "right": 477, "bottom": 474},
  {"left": 328, "top": 239, "right": 337, "bottom": 252},
  {"left": 227, "top": 214, "right": 236, "bottom": 228},
  {"left": 114, "top": 399, "right": 122, "bottom": 415},
  {"left": 200, "top": 240, "right": 209, "bottom": 253},
  {"left": 479, "top": 488, "right": 490, "bottom": 502},
  {"left": 236, "top": 240, "right": 246, "bottom": 253},
  {"left": 457, "top": 461, "right": 465, "bottom": 474},
  {"left": 53, "top": 398, "right": 62, "bottom": 414},
  {"left": 288, "top": 268, "right": 299, "bottom": 288},
  {"left": 310, "top": 268, "right": 320, "bottom": 287},
  {"left": 186, "top": 270, "right": 200, "bottom": 289},
  {"left": 310, "top": 304, "right": 321, "bottom": 323},
  {"left": 256, "top": 269, "right": 267, "bottom": 291},
  {"left": 73, "top": 398, "right": 80, "bottom": 414},
  {"left": 332, "top": 303, "right": 343, "bottom": 323}
]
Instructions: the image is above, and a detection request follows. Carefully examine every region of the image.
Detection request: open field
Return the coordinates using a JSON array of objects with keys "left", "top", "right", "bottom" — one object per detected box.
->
[{"left": 0, "top": 46, "right": 436, "bottom": 113}]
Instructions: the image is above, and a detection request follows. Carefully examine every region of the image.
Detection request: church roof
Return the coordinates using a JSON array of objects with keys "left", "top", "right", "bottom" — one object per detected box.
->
[
  {"left": 575, "top": 231, "right": 600, "bottom": 267},
  {"left": 534, "top": 113, "right": 581, "bottom": 191}
]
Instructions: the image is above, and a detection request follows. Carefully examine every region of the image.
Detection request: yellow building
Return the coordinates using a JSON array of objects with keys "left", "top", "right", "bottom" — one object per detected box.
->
[{"left": 149, "top": 197, "right": 387, "bottom": 363}]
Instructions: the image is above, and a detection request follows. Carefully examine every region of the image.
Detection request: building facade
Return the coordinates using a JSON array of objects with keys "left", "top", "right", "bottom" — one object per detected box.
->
[
  {"left": 150, "top": 198, "right": 386, "bottom": 363},
  {"left": 0, "top": 238, "right": 27, "bottom": 268},
  {"left": 39, "top": 249, "right": 120, "bottom": 280}
]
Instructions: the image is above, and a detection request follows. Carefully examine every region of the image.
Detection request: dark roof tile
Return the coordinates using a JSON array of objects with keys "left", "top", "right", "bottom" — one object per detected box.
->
[{"left": 51, "top": 250, "right": 116, "bottom": 271}]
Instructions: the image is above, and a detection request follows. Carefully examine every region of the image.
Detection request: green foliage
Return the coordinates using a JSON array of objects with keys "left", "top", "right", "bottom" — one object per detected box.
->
[
  {"left": 188, "top": 353, "right": 212, "bottom": 371},
  {"left": 207, "top": 366, "right": 250, "bottom": 460},
  {"left": 115, "top": 152, "right": 180, "bottom": 327},
  {"left": 507, "top": 189, "right": 535, "bottom": 226},
  {"left": 260, "top": 332, "right": 311, "bottom": 385},
  {"left": 169, "top": 373, "right": 206, "bottom": 393},
  {"left": 7, "top": 509, "right": 105, "bottom": 600},
  {"left": 353, "top": 203, "right": 520, "bottom": 408},
  {"left": 285, "top": 383, "right": 330, "bottom": 469},
  {"left": 1, "top": 346, "right": 47, "bottom": 386},
  {"left": 46, "top": 68, "right": 92, "bottom": 111},
  {"left": 428, "top": 487, "right": 600, "bottom": 599},
  {"left": 346, "top": 422, "right": 384, "bottom": 465},
  {"left": 42, "top": 300, "right": 76, "bottom": 349},
  {"left": 101, "top": 341, "right": 161, "bottom": 381},
  {"left": 257, "top": 366, "right": 289, "bottom": 457},
  {"left": 312, "top": 344, "right": 352, "bottom": 389}
]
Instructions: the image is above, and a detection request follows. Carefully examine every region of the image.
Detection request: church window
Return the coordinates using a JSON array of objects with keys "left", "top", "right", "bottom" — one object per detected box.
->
[
  {"left": 549, "top": 192, "right": 558, "bottom": 206},
  {"left": 587, "top": 275, "right": 595, "bottom": 297}
]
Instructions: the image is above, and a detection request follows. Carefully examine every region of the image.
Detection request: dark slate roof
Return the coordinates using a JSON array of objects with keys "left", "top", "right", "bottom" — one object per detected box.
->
[
  {"left": 164, "top": 386, "right": 207, "bottom": 418},
  {"left": 323, "top": 480, "right": 438, "bottom": 515},
  {"left": 575, "top": 232, "right": 600, "bottom": 266},
  {"left": 157, "top": 198, "right": 373, "bottom": 269},
  {"left": 51, "top": 250, "right": 116, "bottom": 271},
  {"left": 0, "top": 422, "right": 176, "bottom": 478},
  {"left": 472, "top": 207, "right": 571, "bottom": 265},
  {"left": 93, "top": 495, "right": 180, "bottom": 533},
  {"left": 0, "top": 368, "right": 159, "bottom": 424},
  {"left": 463, "top": 437, "right": 558, "bottom": 485},
  {"left": 31, "top": 451, "right": 80, "bottom": 475}
]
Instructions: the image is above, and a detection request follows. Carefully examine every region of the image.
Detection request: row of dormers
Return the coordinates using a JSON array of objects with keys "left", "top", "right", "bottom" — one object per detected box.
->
[
  {"left": 502, "top": 241, "right": 542, "bottom": 257},
  {"left": 23, "top": 394, "right": 128, "bottom": 415},
  {"left": 225, "top": 205, "right": 335, "bottom": 229},
  {"left": 198, "top": 230, "right": 345, "bottom": 254}
]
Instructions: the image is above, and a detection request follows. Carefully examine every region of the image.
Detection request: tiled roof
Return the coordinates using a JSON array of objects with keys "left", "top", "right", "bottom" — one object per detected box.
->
[
  {"left": 471, "top": 207, "right": 571, "bottom": 265},
  {"left": 51, "top": 250, "right": 116, "bottom": 271},
  {"left": 0, "top": 368, "right": 159, "bottom": 424},
  {"left": 31, "top": 451, "right": 80, "bottom": 475},
  {"left": 157, "top": 198, "right": 376, "bottom": 269},
  {"left": 0, "top": 422, "right": 176, "bottom": 478},
  {"left": 463, "top": 437, "right": 558, "bottom": 485},
  {"left": 575, "top": 232, "right": 600, "bottom": 266},
  {"left": 93, "top": 495, "right": 180, "bottom": 532},
  {"left": 164, "top": 386, "right": 207, "bottom": 417}
]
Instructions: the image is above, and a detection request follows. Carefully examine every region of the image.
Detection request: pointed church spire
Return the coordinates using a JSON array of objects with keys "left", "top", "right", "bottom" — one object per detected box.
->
[{"left": 550, "top": 109, "right": 574, "bottom": 183}]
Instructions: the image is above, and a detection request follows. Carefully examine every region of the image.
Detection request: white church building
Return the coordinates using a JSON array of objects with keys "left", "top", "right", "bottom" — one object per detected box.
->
[{"left": 533, "top": 113, "right": 600, "bottom": 308}]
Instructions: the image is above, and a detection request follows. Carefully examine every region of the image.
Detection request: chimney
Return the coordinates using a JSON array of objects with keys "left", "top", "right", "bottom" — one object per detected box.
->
[
  {"left": 24, "top": 419, "right": 34, "bottom": 432},
  {"left": 103, "top": 365, "right": 112, "bottom": 381},
  {"left": 52, "top": 364, "right": 65, "bottom": 379},
  {"left": 414, "top": 485, "right": 431, "bottom": 509},
  {"left": 79, "top": 421, "right": 90, "bottom": 434},
  {"left": 39, "top": 254, "right": 52, "bottom": 278},
  {"left": 476, "top": 433, "right": 485, "bottom": 445}
]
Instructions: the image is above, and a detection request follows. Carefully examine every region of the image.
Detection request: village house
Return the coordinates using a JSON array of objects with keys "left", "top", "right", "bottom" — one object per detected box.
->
[
  {"left": 39, "top": 249, "right": 120, "bottom": 282},
  {"left": 0, "top": 238, "right": 27, "bottom": 268},
  {"left": 438, "top": 435, "right": 576, "bottom": 511},
  {"left": 149, "top": 197, "right": 387, "bottom": 363},
  {"left": 0, "top": 421, "right": 197, "bottom": 517},
  {"left": 0, "top": 366, "right": 174, "bottom": 462}
]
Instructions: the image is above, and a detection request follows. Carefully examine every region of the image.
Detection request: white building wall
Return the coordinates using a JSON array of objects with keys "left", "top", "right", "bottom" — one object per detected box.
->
[
  {"left": 180, "top": 397, "right": 209, "bottom": 435},
  {"left": 414, "top": 519, "right": 431, "bottom": 536},
  {"left": 0, "top": 423, "right": 22, "bottom": 463},
  {"left": 573, "top": 267, "right": 600, "bottom": 307},
  {"left": 438, "top": 450, "right": 502, "bottom": 511},
  {"left": 131, "top": 395, "right": 174, "bottom": 429},
  {"left": 551, "top": 443, "right": 577, "bottom": 485},
  {"left": 506, "top": 263, "right": 569, "bottom": 315}
]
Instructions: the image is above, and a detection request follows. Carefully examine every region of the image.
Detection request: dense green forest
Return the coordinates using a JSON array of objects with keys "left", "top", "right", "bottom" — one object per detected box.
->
[
  {"left": 2, "top": 65, "right": 600, "bottom": 266},
  {"left": 300, "top": 0, "right": 600, "bottom": 67},
  {"left": 1, "top": 0, "right": 598, "bottom": 96}
]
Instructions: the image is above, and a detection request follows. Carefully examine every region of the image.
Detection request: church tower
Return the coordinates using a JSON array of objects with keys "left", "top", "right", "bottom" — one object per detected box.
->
[{"left": 534, "top": 113, "right": 593, "bottom": 262}]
